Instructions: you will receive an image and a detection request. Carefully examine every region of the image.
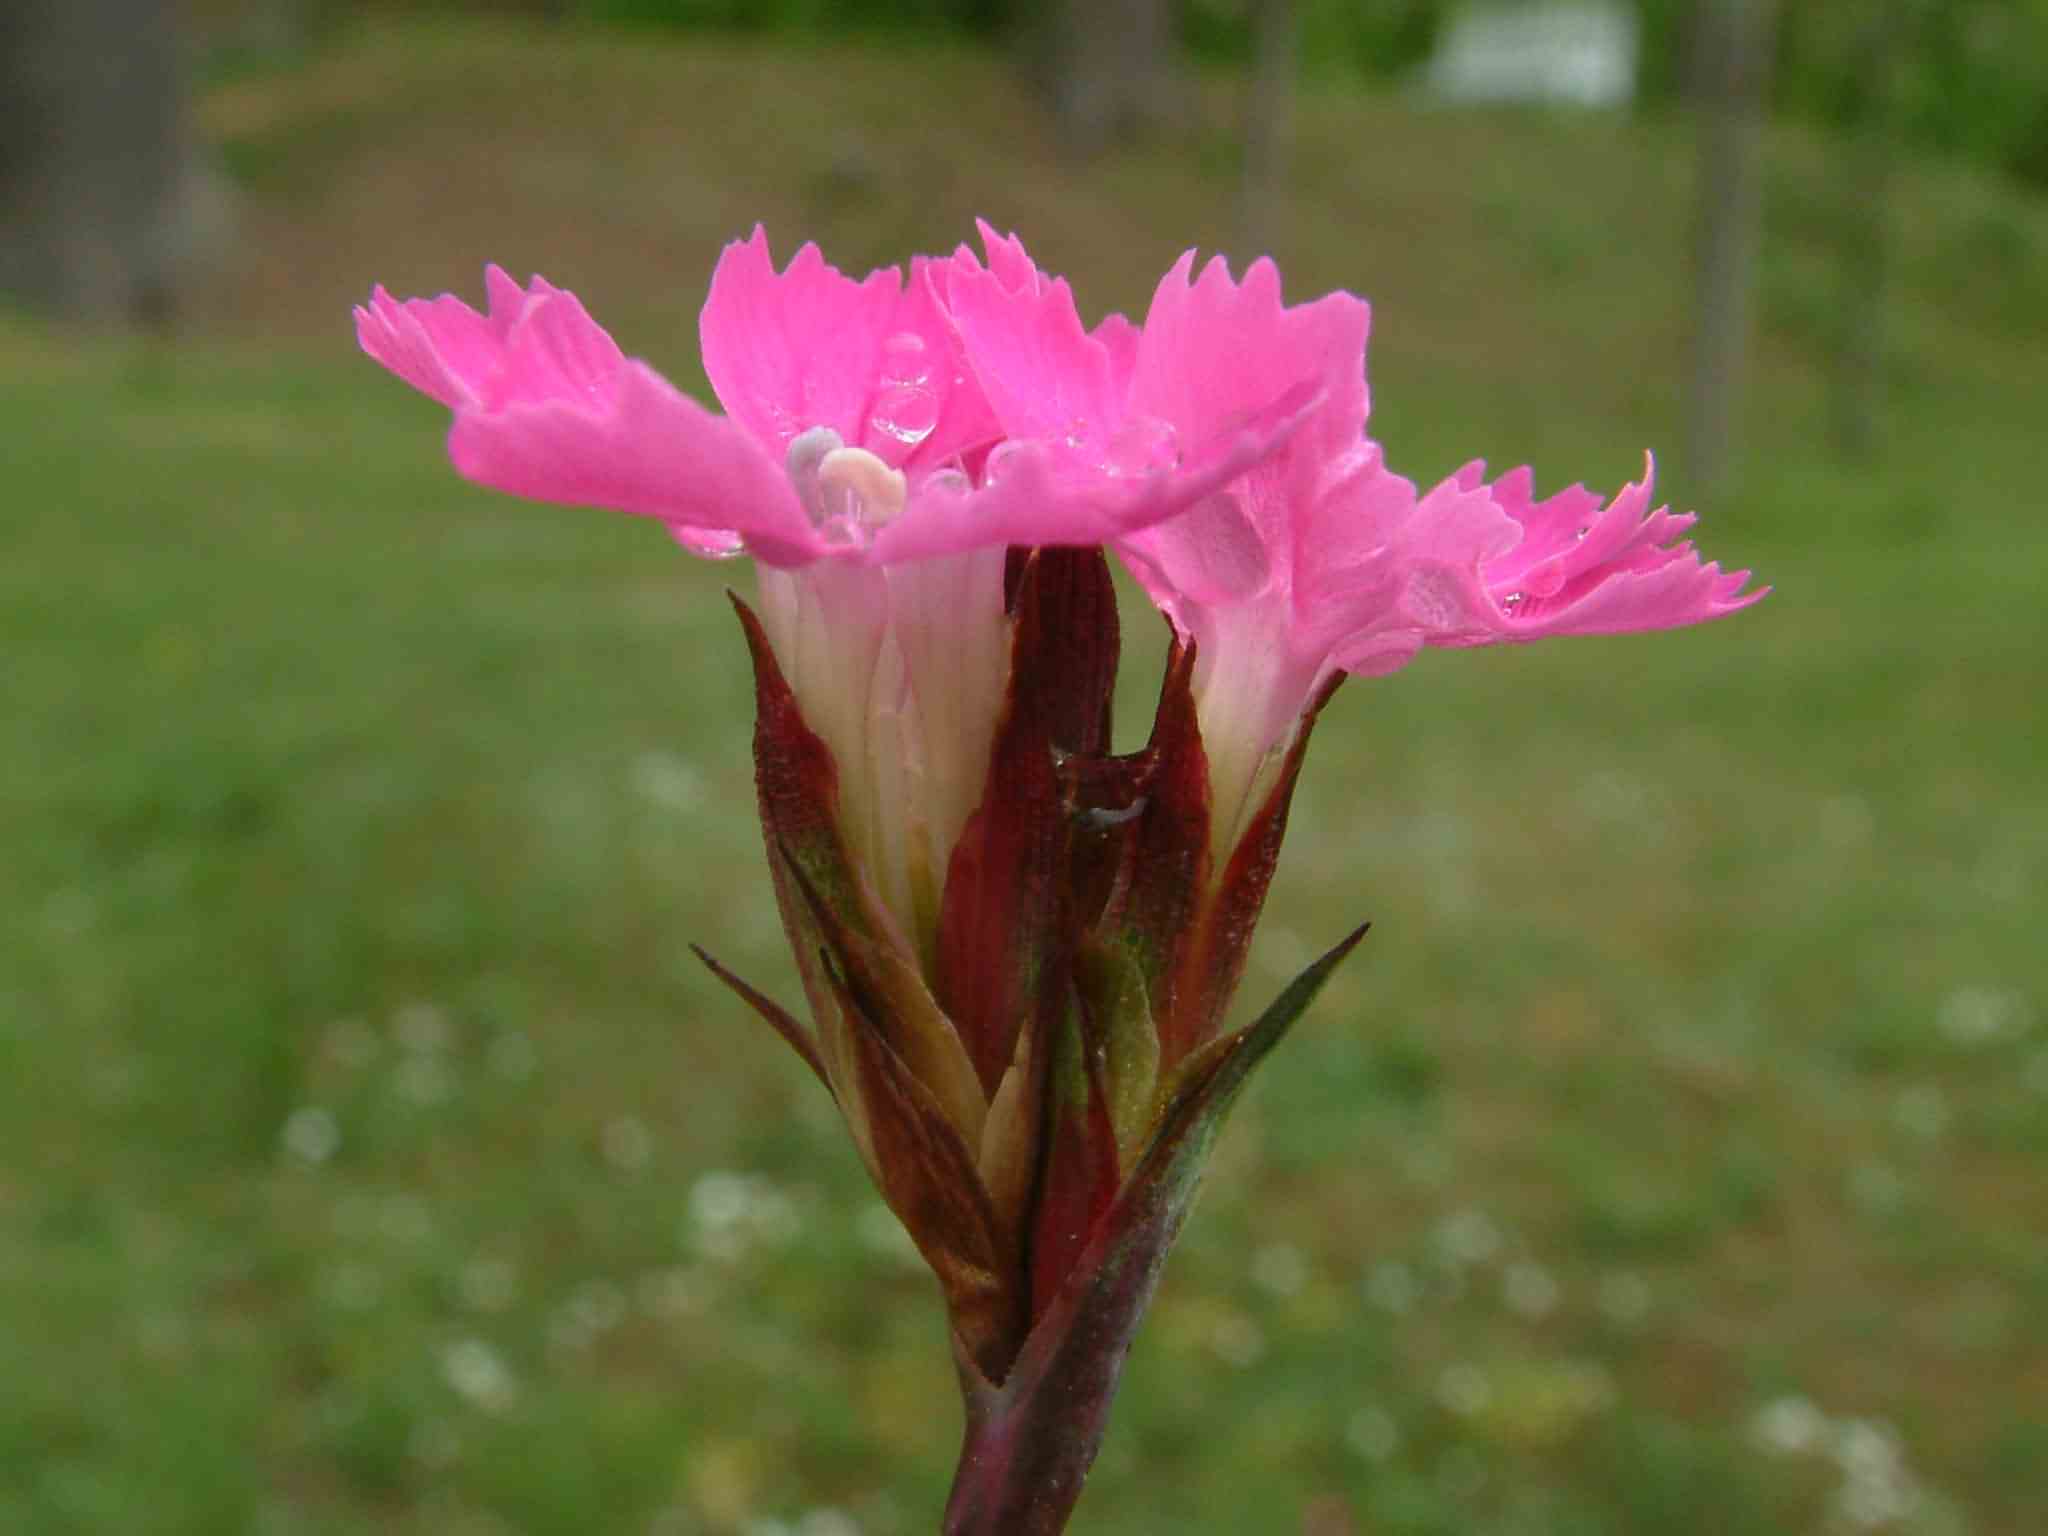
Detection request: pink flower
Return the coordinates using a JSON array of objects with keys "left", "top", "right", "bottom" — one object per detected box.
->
[
  {"left": 355, "top": 228, "right": 1306, "bottom": 569},
  {"left": 359, "top": 230, "right": 1346, "bottom": 948},
  {"left": 955, "top": 248, "right": 1764, "bottom": 847}
]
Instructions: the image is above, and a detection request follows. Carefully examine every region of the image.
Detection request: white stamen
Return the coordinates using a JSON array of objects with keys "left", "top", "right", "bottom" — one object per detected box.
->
[
  {"left": 817, "top": 445, "right": 908, "bottom": 529},
  {"left": 785, "top": 429, "right": 907, "bottom": 537}
]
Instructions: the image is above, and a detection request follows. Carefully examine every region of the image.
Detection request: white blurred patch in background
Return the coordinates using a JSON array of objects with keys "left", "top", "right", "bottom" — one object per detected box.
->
[{"left": 1427, "top": 1, "right": 1638, "bottom": 108}]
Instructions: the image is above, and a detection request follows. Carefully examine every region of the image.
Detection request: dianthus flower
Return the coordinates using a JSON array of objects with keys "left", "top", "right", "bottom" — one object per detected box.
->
[
  {"left": 958, "top": 239, "right": 1761, "bottom": 890},
  {"left": 360, "top": 225, "right": 1762, "bottom": 1536}
]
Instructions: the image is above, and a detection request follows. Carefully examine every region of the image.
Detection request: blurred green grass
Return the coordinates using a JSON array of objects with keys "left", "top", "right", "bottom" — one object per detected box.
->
[{"left": 3, "top": 19, "right": 2045, "bottom": 1536}]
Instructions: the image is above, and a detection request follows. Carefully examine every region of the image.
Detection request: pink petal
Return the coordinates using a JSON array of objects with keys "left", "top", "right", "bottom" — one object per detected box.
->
[
  {"left": 449, "top": 356, "right": 819, "bottom": 565},
  {"left": 362, "top": 266, "right": 820, "bottom": 562},
  {"left": 1465, "top": 457, "right": 1767, "bottom": 640},
  {"left": 1127, "top": 252, "right": 1371, "bottom": 468},
  {"left": 699, "top": 227, "right": 901, "bottom": 453},
  {"left": 874, "top": 379, "right": 1321, "bottom": 565},
  {"left": 971, "top": 217, "right": 1044, "bottom": 296},
  {"left": 354, "top": 264, "right": 538, "bottom": 410},
  {"left": 869, "top": 254, "right": 1003, "bottom": 472},
  {"left": 946, "top": 230, "right": 1128, "bottom": 446},
  {"left": 1091, "top": 311, "right": 1141, "bottom": 398}
]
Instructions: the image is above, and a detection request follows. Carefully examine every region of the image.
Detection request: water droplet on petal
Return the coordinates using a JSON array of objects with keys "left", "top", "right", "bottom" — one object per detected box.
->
[
  {"left": 1574, "top": 526, "right": 1590, "bottom": 540},
  {"left": 1101, "top": 415, "right": 1181, "bottom": 477},
  {"left": 880, "top": 330, "right": 931, "bottom": 384},
  {"left": 1501, "top": 591, "right": 1526, "bottom": 613},
  {"left": 761, "top": 400, "right": 799, "bottom": 441},
  {"left": 869, "top": 382, "right": 939, "bottom": 447},
  {"left": 983, "top": 440, "right": 1030, "bottom": 486},
  {"left": 918, "top": 466, "right": 972, "bottom": 498}
]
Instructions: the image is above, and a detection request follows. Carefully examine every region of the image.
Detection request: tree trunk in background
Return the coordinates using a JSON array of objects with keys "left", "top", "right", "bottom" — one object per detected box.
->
[
  {"left": 1686, "top": 0, "right": 1778, "bottom": 501},
  {"left": 1831, "top": 3, "right": 1905, "bottom": 464},
  {"left": 1027, "top": 0, "right": 1181, "bottom": 158},
  {"left": 1238, "top": 0, "right": 1298, "bottom": 260},
  {"left": 0, "top": 0, "right": 220, "bottom": 324}
]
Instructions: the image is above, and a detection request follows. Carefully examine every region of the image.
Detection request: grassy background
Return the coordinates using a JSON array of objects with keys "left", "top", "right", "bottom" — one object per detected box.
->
[{"left": 4, "top": 19, "right": 2045, "bottom": 1535}]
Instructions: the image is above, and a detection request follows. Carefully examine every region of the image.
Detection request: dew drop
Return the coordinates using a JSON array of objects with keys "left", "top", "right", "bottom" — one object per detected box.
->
[
  {"left": 1101, "top": 415, "right": 1181, "bottom": 477},
  {"left": 762, "top": 400, "right": 798, "bottom": 435},
  {"left": 869, "top": 382, "right": 939, "bottom": 447},
  {"left": 1574, "top": 526, "right": 1590, "bottom": 540},
  {"left": 880, "top": 330, "right": 931, "bottom": 385},
  {"left": 1501, "top": 591, "right": 1526, "bottom": 613},
  {"left": 983, "top": 440, "right": 1030, "bottom": 486}
]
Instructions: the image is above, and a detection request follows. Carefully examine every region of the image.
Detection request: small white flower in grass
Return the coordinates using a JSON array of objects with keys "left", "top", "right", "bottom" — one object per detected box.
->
[
  {"left": 324, "top": 1262, "right": 383, "bottom": 1313},
  {"left": 459, "top": 1257, "right": 518, "bottom": 1314},
  {"left": 1893, "top": 1083, "right": 1949, "bottom": 1141},
  {"left": 1837, "top": 1474, "right": 1918, "bottom": 1531},
  {"left": 691, "top": 1171, "right": 751, "bottom": 1228},
  {"left": 1849, "top": 1162, "right": 1906, "bottom": 1216},
  {"left": 1830, "top": 1418, "right": 1921, "bottom": 1530},
  {"left": 1434, "top": 1208, "right": 1502, "bottom": 1267},
  {"left": 280, "top": 1106, "right": 340, "bottom": 1165},
  {"left": 632, "top": 750, "right": 704, "bottom": 813},
  {"left": 549, "top": 1279, "right": 629, "bottom": 1355},
  {"left": 1597, "top": 1271, "right": 1652, "bottom": 1328},
  {"left": 1209, "top": 1312, "right": 1266, "bottom": 1368},
  {"left": 379, "top": 1194, "right": 435, "bottom": 1246},
  {"left": 442, "top": 1337, "right": 518, "bottom": 1414},
  {"left": 1364, "top": 1259, "right": 1420, "bottom": 1315},
  {"left": 393, "top": 1001, "right": 452, "bottom": 1054},
  {"left": 1750, "top": 1394, "right": 1826, "bottom": 1456},
  {"left": 1436, "top": 1363, "right": 1491, "bottom": 1418},
  {"left": 1250, "top": 1242, "right": 1308, "bottom": 1298},
  {"left": 1255, "top": 924, "right": 1311, "bottom": 978},
  {"left": 603, "top": 1115, "right": 653, "bottom": 1173},
  {"left": 1346, "top": 1405, "right": 1401, "bottom": 1463},
  {"left": 394, "top": 1053, "right": 452, "bottom": 1107},
  {"left": 1576, "top": 768, "right": 1648, "bottom": 824},
  {"left": 488, "top": 1028, "right": 536, "bottom": 1080},
  {"left": 1502, "top": 1260, "right": 1560, "bottom": 1320},
  {"left": 688, "top": 1171, "right": 800, "bottom": 1262},
  {"left": 1937, "top": 986, "right": 2030, "bottom": 1046},
  {"left": 1831, "top": 1417, "right": 1901, "bottom": 1471},
  {"left": 638, "top": 1265, "right": 710, "bottom": 1319},
  {"left": 569, "top": 1279, "right": 627, "bottom": 1333}
]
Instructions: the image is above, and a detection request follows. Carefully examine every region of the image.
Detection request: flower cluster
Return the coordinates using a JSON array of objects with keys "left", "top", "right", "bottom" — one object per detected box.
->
[{"left": 359, "top": 224, "right": 1760, "bottom": 1533}]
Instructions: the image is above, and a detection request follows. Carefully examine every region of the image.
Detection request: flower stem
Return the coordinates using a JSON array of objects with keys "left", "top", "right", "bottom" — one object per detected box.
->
[{"left": 938, "top": 1293, "right": 1143, "bottom": 1536}]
